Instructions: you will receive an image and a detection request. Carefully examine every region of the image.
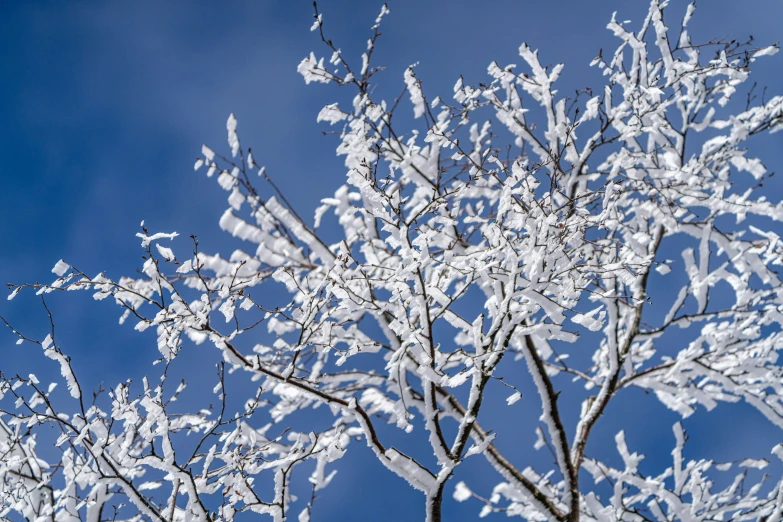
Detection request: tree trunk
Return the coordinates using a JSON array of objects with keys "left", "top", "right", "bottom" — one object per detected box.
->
[{"left": 426, "top": 483, "right": 445, "bottom": 522}]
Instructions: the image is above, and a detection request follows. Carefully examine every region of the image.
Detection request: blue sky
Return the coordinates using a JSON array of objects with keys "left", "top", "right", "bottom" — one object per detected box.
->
[{"left": 1, "top": 1, "right": 782, "bottom": 520}]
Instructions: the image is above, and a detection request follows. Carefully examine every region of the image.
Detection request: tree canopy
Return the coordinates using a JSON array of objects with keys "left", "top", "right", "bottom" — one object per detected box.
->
[{"left": 2, "top": 1, "right": 783, "bottom": 521}]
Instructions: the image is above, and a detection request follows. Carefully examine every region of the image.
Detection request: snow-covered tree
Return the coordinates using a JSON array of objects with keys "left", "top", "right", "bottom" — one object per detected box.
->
[{"left": 3, "top": 2, "right": 783, "bottom": 520}]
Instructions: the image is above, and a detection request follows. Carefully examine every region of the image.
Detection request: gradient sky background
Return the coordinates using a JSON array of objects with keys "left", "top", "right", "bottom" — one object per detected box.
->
[{"left": 2, "top": 1, "right": 782, "bottom": 520}]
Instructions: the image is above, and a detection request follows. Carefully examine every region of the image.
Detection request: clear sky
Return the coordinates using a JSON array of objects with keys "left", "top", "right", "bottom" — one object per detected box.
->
[{"left": 1, "top": 1, "right": 782, "bottom": 520}]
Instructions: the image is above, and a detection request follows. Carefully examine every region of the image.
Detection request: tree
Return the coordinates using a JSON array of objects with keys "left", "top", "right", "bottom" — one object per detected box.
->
[{"left": 2, "top": 1, "right": 783, "bottom": 520}]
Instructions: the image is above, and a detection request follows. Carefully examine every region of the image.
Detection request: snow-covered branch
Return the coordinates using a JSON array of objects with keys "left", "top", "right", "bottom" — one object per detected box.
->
[{"left": 3, "top": 1, "right": 782, "bottom": 520}]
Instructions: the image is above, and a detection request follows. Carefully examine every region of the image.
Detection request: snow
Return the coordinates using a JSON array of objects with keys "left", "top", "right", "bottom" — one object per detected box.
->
[
  {"left": 5, "top": 2, "right": 783, "bottom": 520},
  {"left": 506, "top": 391, "right": 522, "bottom": 405},
  {"left": 136, "top": 230, "right": 179, "bottom": 247},
  {"left": 453, "top": 481, "right": 472, "bottom": 502},
  {"left": 52, "top": 259, "right": 69, "bottom": 276}
]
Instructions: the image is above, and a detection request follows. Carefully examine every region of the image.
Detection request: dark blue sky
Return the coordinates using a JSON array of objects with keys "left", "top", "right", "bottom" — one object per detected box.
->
[{"left": 1, "top": 1, "right": 782, "bottom": 520}]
